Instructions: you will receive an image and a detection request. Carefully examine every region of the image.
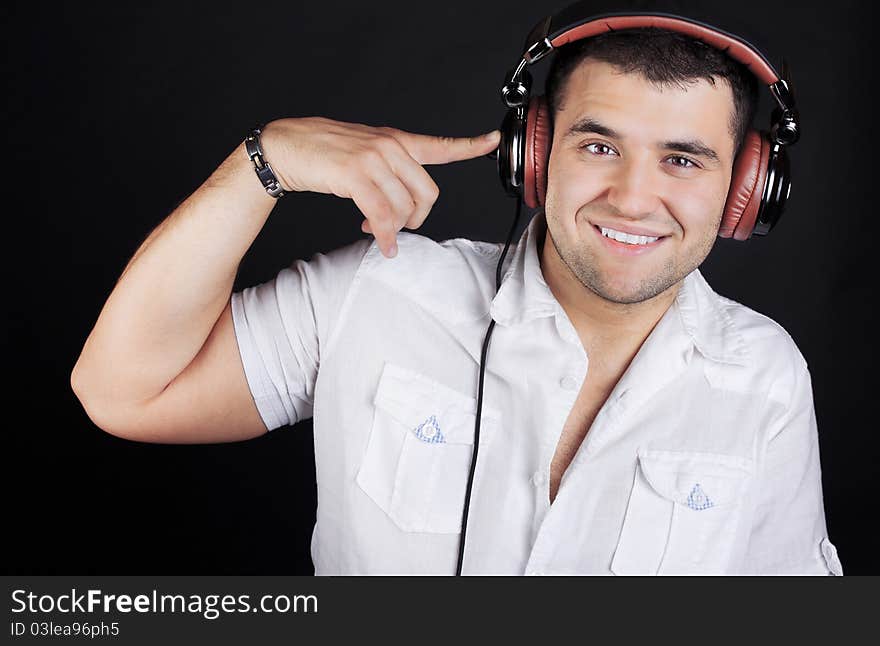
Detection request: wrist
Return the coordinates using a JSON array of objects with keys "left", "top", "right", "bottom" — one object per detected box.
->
[
  {"left": 244, "top": 125, "right": 287, "bottom": 198},
  {"left": 231, "top": 141, "right": 279, "bottom": 206},
  {"left": 259, "top": 120, "right": 299, "bottom": 193}
]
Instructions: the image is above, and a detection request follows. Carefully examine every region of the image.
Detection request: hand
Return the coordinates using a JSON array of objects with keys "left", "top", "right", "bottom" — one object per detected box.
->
[{"left": 260, "top": 117, "right": 501, "bottom": 258}]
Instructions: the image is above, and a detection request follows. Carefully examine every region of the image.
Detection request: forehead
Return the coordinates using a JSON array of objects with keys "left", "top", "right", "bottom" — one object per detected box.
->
[{"left": 556, "top": 59, "right": 736, "bottom": 155}]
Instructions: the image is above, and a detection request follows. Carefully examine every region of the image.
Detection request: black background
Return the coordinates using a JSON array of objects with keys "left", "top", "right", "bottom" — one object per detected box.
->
[{"left": 4, "top": 0, "right": 876, "bottom": 574}]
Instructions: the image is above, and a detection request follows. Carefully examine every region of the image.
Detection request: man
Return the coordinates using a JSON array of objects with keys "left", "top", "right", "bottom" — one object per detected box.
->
[{"left": 70, "top": 20, "right": 842, "bottom": 575}]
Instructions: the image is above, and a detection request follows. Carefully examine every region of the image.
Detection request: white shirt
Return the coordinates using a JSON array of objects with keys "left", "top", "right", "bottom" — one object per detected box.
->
[{"left": 230, "top": 210, "right": 842, "bottom": 576}]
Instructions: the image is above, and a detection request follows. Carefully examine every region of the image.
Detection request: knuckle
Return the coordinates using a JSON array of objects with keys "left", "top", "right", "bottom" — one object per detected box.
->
[
  {"left": 376, "top": 134, "right": 405, "bottom": 155},
  {"left": 359, "top": 148, "right": 384, "bottom": 165},
  {"left": 409, "top": 197, "right": 429, "bottom": 218},
  {"left": 413, "top": 181, "right": 439, "bottom": 205},
  {"left": 397, "top": 200, "right": 416, "bottom": 221},
  {"left": 408, "top": 210, "right": 429, "bottom": 231},
  {"left": 374, "top": 126, "right": 399, "bottom": 137}
]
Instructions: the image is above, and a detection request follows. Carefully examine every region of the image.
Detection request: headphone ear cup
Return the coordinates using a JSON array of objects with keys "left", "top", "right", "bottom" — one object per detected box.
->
[
  {"left": 719, "top": 129, "right": 771, "bottom": 241},
  {"left": 497, "top": 107, "right": 522, "bottom": 198},
  {"left": 524, "top": 95, "right": 552, "bottom": 208}
]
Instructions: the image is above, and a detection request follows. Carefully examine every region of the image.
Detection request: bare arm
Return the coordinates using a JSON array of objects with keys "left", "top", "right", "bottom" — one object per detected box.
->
[
  {"left": 70, "top": 117, "right": 500, "bottom": 443},
  {"left": 71, "top": 138, "right": 275, "bottom": 441}
]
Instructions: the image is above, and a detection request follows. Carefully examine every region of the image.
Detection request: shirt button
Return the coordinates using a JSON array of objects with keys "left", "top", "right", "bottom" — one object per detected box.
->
[
  {"left": 422, "top": 425, "right": 436, "bottom": 439},
  {"left": 560, "top": 376, "right": 578, "bottom": 391},
  {"left": 531, "top": 471, "right": 547, "bottom": 487}
]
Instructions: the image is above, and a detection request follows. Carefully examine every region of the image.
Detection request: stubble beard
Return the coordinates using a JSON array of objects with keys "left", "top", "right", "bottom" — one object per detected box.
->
[{"left": 545, "top": 212, "right": 719, "bottom": 306}]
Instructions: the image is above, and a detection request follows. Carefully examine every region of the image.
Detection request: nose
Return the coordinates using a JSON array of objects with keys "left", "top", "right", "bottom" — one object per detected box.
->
[{"left": 605, "top": 158, "right": 662, "bottom": 219}]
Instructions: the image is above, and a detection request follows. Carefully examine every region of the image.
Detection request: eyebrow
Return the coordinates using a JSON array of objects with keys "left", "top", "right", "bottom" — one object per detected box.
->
[{"left": 563, "top": 116, "right": 721, "bottom": 163}]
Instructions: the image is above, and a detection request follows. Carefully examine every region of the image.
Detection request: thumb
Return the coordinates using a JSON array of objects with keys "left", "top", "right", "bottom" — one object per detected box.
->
[{"left": 399, "top": 129, "right": 501, "bottom": 166}]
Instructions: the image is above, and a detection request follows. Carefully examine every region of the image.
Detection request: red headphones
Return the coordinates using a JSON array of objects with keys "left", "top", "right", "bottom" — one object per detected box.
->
[{"left": 495, "top": 3, "right": 801, "bottom": 241}]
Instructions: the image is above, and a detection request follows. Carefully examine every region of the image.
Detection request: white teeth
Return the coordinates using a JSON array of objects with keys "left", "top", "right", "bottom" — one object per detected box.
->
[{"left": 600, "top": 226, "right": 660, "bottom": 245}]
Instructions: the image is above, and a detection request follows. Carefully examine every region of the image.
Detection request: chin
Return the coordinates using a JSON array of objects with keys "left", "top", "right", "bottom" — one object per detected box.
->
[
  {"left": 588, "top": 268, "right": 679, "bottom": 305},
  {"left": 592, "top": 283, "right": 653, "bottom": 305}
]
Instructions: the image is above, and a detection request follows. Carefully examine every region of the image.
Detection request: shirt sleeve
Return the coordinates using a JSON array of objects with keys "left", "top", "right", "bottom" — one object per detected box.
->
[
  {"left": 230, "top": 237, "right": 374, "bottom": 431},
  {"left": 740, "top": 357, "right": 843, "bottom": 575}
]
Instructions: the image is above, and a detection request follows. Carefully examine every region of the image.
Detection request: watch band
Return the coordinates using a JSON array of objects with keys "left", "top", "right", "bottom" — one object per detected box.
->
[{"left": 244, "top": 126, "right": 286, "bottom": 198}]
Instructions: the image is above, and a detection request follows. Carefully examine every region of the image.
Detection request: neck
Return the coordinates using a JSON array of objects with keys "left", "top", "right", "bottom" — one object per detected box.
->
[{"left": 538, "top": 224, "right": 681, "bottom": 371}]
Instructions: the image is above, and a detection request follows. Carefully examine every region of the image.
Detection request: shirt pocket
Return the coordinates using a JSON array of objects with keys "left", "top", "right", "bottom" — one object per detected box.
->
[
  {"left": 610, "top": 449, "right": 753, "bottom": 575},
  {"left": 355, "top": 362, "right": 502, "bottom": 534}
]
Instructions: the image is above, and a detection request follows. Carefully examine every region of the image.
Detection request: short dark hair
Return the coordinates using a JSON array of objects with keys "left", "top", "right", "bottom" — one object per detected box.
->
[{"left": 544, "top": 27, "right": 760, "bottom": 159}]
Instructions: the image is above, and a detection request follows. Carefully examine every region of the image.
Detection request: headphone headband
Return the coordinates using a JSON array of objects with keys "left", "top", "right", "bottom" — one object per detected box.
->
[
  {"left": 503, "top": 6, "right": 799, "bottom": 135},
  {"left": 502, "top": 6, "right": 800, "bottom": 149},
  {"left": 545, "top": 13, "right": 778, "bottom": 83}
]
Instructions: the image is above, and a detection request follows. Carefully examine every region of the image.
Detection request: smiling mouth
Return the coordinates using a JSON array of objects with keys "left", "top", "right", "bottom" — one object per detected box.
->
[
  {"left": 595, "top": 225, "right": 668, "bottom": 245},
  {"left": 591, "top": 224, "right": 669, "bottom": 254}
]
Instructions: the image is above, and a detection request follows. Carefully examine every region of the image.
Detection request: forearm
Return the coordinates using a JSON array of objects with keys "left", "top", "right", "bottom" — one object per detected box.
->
[{"left": 72, "top": 140, "right": 277, "bottom": 408}]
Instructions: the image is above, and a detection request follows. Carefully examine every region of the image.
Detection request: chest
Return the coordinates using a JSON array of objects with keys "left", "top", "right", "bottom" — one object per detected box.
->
[{"left": 549, "top": 376, "right": 617, "bottom": 503}]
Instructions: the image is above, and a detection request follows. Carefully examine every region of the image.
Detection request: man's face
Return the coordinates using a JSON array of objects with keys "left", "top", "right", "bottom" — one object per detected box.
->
[{"left": 543, "top": 59, "right": 737, "bottom": 305}]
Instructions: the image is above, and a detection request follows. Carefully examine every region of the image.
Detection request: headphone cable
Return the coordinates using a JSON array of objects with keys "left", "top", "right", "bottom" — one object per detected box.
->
[{"left": 455, "top": 195, "right": 525, "bottom": 575}]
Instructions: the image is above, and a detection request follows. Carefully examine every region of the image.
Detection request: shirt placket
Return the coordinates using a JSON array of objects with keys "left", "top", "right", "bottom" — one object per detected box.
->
[
  {"left": 528, "top": 353, "right": 588, "bottom": 539},
  {"left": 524, "top": 382, "right": 629, "bottom": 576},
  {"left": 524, "top": 306, "right": 592, "bottom": 573}
]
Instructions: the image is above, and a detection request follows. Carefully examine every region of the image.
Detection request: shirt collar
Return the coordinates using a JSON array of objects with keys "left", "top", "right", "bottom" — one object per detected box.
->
[
  {"left": 489, "top": 210, "right": 750, "bottom": 367},
  {"left": 489, "top": 209, "right": 558, "bottom": 327}
]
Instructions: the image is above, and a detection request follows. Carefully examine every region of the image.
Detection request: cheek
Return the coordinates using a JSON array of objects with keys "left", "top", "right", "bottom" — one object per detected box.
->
[
  {"left": 672, "top": 181, "right": 729, "bottom": 233},
  {"left": 545, "top": 153, "right": 605, "bottom": 211}
]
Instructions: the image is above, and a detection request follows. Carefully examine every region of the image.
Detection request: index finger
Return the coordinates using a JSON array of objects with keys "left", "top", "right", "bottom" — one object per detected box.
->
[{"left": 384, "top": 128, "right": 501, "bottom": 166}]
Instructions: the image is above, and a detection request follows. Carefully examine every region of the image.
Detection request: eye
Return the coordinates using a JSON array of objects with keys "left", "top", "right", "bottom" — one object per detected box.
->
[
  {"left": 580, "top": 142, "right": 619, "bottom": 157},
  {"left": 666, "top": 155, "right": 700, "bottom": 169}
]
